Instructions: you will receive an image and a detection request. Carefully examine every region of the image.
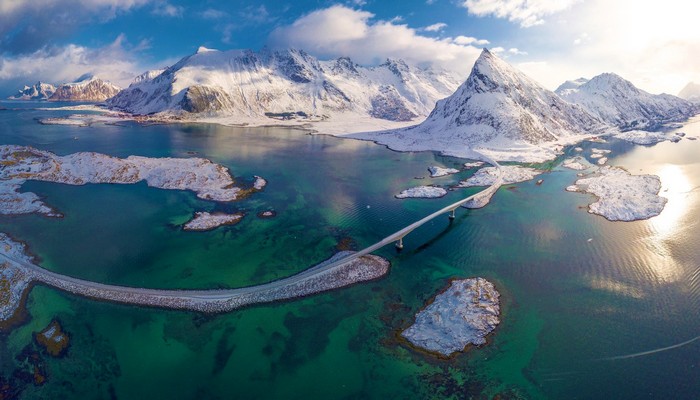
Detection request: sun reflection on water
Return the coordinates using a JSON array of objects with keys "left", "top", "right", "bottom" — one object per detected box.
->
[
  {"left": 639, "top": 164, "right": 696, "bottom": 283},
  {"left": 650, "top": 164, "right": 694, "bottom": 238}
]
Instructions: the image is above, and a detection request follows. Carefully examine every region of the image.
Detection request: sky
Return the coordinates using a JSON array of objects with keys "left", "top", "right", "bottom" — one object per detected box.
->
[{"left": 0, "top": 0, "right": 698, "bottom": 96}]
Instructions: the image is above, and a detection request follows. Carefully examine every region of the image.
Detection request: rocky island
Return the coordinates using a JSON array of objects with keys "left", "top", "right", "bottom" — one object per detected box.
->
[
  {"left": 566, "top": 166, "right": 667, "bottom": 221},
  {"left": 395, "top": 186, "right": 448, "bottom": 199},
  {"left": 402, "top": 278, "right": 500, "bottom": 357},
  {"left": 183, "top": 212, "right": 244, "bottom": 231},
  {"left": 0, "top": 145, "right": 262, "bottom": 217}
]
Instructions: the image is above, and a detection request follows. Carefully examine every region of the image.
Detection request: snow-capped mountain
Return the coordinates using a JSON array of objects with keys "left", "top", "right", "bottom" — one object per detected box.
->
[
  {"left": 556, "top": 73, "right": 697, "bottom": 130},
  {"left": 107, "top": 47, "right": 463, "bottom": 122},
  {"left": 350, "top": 49, "right": 608, "bottom": 162},
  {"left": 679, "top": 82, "right": 700, "bottom": 103},
  {"left": 49, "top": 77, "right": 121, "bottom": 102},
  {"left": 554, "top": 78, "right": 588, "bottom": 97},
  {"left": 8, "top": 82, "right": 56, "bottom": 100}
]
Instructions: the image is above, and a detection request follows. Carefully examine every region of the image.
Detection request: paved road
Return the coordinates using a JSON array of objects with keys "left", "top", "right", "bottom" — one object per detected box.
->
[{"left": 0, "top": 155, "right": 503, "bottom": 311}]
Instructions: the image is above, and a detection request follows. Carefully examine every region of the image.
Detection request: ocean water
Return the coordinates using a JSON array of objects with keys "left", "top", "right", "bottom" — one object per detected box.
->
[{"left": 1, "top": 102, "right": 699, "bottom": 399}]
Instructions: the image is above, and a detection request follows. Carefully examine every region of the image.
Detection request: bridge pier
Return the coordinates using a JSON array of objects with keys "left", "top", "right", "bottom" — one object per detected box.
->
[
  {"left": 395, "top": 237, "right": 404, "bottom": 250},
  {"left": 448, "top": 209, "right": 455, "bottom": 220}
]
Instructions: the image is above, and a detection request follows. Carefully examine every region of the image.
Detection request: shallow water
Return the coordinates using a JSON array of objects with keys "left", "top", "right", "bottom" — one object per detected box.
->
[{"left": 1, "top": 103, "right": 699, "bottom": 399}]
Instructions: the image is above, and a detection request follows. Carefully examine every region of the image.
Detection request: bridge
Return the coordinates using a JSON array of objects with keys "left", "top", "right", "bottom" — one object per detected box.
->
[{"left": 0, "top": 156, "right": 503, "bottom": 315}]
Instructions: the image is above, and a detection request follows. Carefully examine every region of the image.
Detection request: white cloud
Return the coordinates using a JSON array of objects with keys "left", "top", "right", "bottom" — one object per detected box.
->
[
  {"left": 422, "top": 22, "right": 447, "bottom": 32},
  {"left": 453, "top": 35, "right": 490, "bottom": 46},
  {"left": 461, "top": 0, "right": 581, "bottom": 27},
  {"left": 152, "top": 2, "right": 183, "bottom": 17},
  {"left": 0, "top": 35, "right": 155, "bottom": 88},
  {"left": 508, "top": 47, "right": 527, "bottom": 55},
  {"left": 268, "top": 5, "right": 482, "bottom": 73},
  {"left": 200, "top": 8, "right": 227, "bottom": 19}
]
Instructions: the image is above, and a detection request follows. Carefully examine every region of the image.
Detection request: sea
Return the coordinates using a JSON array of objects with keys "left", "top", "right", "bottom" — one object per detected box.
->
[{"left": 1, "top": 101, "right": 699, "bottom": 399}]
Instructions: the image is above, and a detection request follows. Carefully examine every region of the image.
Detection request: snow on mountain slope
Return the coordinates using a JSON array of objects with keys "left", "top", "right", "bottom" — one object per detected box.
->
[
  {"left": 49, "top": 77, "right": 121, "bottom": 102},
  {"left": 8, "top": 82, "right": 56, "bottom": 100},
  {"left": 679, "top": 82, "right": 700, "bottom": 103},
  {"left": 348, "top": 49, "right": 609, "bottom": 162},
  {"left": 556, "top": 73, "right": 697, "bottom": 130},
  {"left": 107, "top": 47, "right": 463, "bottom": 123}
]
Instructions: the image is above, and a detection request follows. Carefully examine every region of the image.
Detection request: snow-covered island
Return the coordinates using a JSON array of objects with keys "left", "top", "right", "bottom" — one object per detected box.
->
[
  {"left": 614, "top": 129, "right": 682, "bottom": 145},
  {"left": 562, "top": 157, "right": 590, "bottom": 171},
  {"left": 395, "top": 186, "right": 447, "bottom": 199},
  {"left": 402, "top": 278, "right": 500, "bottom": 357},
  {"left": 183, "top": 212, "right": 244, "bottom": 231},
  {"left": 566, "top": 166, "right": 667, "bottom": 221},
  {"left": 428, "top": 166, "right": 459, "bottom": 178},
  {"left": 0, "top": 145, "right": 262, "bottom": 217},
  {"left": 457, "top": 165, "right": 541, "bottom": 187}
]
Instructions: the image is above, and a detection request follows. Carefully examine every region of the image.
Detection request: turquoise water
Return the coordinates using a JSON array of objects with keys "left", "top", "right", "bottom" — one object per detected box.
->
[{"left": 1, "top": 102, "right": 699, "bottom": 399}]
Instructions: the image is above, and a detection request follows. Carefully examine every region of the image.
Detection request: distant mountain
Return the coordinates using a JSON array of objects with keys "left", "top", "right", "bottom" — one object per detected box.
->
[
  {"left": 8, "top": 82, "right": 56, "bottom": 100},
  {"left": 554, "top": 78, "right": 588, "bottom": 96},
  {"left": 351, "top": 49, "right": 608, "bottom": 162},
  {"left": 49, "top": 78, "right": 121, "bottom": 102},
  {"left": 678, "top": 82, "right": 700, "bottom": 103},
  {"left": 107, "top": 47, "right": 463, "bottom": 122},
  {"left": 556, "top": 73, "right": 697, "bottom": 130}
]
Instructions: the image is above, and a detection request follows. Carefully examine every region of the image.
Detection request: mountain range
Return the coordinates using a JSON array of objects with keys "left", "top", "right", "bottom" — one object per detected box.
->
[
  {"left": 8, "top": 77, "right": 121, "bottom": 102},
  {"left": 7, "top": 46, "right": 697, "bottom": 162},
  {"left": 555, "top": 74, "right": 696, "bottom": 130},
  {"left": 107, "top": 47, "right": 463, "bottom": 123}
]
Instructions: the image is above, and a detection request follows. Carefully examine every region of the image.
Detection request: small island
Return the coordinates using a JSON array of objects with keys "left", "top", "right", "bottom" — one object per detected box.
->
[
  {"left": 402, "top": 278, "right": 500, "bottom": 357},
  {"left": 457, "top": 165, "right": 541, "bottom": 187},
  {"left": 566, "top": 166, "right": 667, "bottom": 221},
  {"left": 395, "top": 186, "right": 447, "bottom": 199},
  {"left": 428, "top": 166, "right": 459, "bottom": 178},
  {"left": 183, "top": 212, "right": 244, "bottom": 231}
]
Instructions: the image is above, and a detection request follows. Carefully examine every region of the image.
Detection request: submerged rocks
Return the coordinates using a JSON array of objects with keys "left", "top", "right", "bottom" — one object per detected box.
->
[
  {"left": 35, "top": 320, "right": 70, "bottom": 357},
  {"left": 402, "top": 278, "right": 500, "bottom": 357}
]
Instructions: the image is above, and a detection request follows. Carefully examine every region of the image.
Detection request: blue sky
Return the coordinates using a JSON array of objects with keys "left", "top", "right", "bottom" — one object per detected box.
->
[{"left": 0, "top": 0, "right": 698, "bottom": 95}]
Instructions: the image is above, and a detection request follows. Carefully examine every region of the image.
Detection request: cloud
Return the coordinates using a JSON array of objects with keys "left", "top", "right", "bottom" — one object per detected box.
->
[
  {"left": 0, "top": 0, "right": 152, "bottom": 54},
  {"left": 200, "top": 8, "right": 227, "bottom": 19},
  {"left": 0, "top": 34, "right": 156, "bottom": 91},
  {"left": 461, "top": 0, "right": 581, "bottom": 27},
  {"left": 422, "top": 22, "right": 447, "bottom": 32},
  {"left": 152, "top": 2, "right": 183, "bottom": 17},
  {"left": 268, "top": 5, "right": 482, "bottom": 73},
  {"left": 453, "top": 35, "right": 490, "bottom": 46}
]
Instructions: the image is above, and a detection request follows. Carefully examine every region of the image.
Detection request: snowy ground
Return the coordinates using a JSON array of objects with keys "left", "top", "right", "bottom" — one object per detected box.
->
[
  {"left": 566, "top": 166, "right": 667, "bottom": 221},
  {"left": 395, "top": 186, "right": 447, "bottom": 199},
  {"left": 402, "top": 278, "right": 500, "bottom": 356}
]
